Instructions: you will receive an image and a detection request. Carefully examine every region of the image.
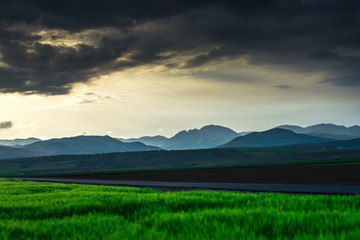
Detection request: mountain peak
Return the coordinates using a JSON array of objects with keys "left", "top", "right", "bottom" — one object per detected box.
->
[{"left": 0, "top": 138, "right": 41, "bottom": 147}]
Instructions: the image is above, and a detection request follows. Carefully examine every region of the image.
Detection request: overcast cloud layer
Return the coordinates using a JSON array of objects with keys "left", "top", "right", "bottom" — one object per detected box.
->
[{"left": 0, "top": 0, "right": 359, "bottom": 95}]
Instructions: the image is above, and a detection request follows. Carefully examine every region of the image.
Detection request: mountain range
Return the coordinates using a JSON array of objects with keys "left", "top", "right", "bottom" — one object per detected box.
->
[
  {"left": 1, "top": 123, "right": 360, "bottom": 159},
  {"left": 120, "top": 125, "right": 239, "bottom": 150},
  {"left": 219, "top": 128, "right": 332, "bottom": 148},
  {"left": 0, "top": 136, "right": 160, "bottom": 159},
  {"left": 276, "top": 123, "right": 360, "bottom": 140}
]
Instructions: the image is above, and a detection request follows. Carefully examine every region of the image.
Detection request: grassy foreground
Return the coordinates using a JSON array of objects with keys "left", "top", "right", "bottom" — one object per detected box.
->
[{"left": 1, "top": 179, "right": 360, "bottom": 239}]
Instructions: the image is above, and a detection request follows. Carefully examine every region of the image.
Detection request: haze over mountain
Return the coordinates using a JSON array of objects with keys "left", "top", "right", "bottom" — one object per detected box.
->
[
  {"left": 219, "top": 128, "right": 331, "bottom": 148},
  {"left": 22, "top": 136, "right": 161, "bottom": 156},
  {"left": 276, "top": 124, "right": 360, "bottom": 140},
  {"left": 120, "top": 123, "right": 360, "bottom": 150},
  {"left": 121, "top": 125, "right": 239, "bottom": 150},
  {"left": 119, "top": 136, "right": 169, "bottom": 148},
  {"left": 0, "top": 136, "right": 160, "bottom": 159},
  {"left": 0, "top": 138, "right": 41, "bottom": 147},
  {"left": 0, "top": 145, "right": 36, "bottom": 159},
  {"left": 292, "top": 138, "right": 360, "bottom": 149},
  {"left": 163, "top": 125, "right": 239, "bottom": 150}
]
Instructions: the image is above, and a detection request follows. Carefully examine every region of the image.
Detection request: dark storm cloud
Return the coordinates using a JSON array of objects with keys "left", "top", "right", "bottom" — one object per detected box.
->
[
  {"left": 192, "top": 71, "right": 257, "bottom": 82},
  {"left": 184, "top": 48, "right": 233, "bottom": 68},
  {"left": 308, "top": 50, "right": 339, "bottom": 60},
  {"left": 322, "top": 74, "right": 360, "bottom": 87},
  {"left": 274, "top": 85, "right": 292, "bottom": 89},
  {"left": 0, "top": 121, "right": 13, "bottom": 129},
  {"left": 0, "top": 0, "right": 359, "bottom": 95},
  {"left": 0, "top": 0, "right": 220, "bottom": 31}
]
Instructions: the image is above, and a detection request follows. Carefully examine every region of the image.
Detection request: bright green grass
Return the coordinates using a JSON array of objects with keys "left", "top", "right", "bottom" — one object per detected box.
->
[{"left": 1, "top": 179, "right": 360, "bottom": 239}]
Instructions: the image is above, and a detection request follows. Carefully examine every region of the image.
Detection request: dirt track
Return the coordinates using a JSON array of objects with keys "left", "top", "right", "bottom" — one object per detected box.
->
[{"left": 59, "top": 164, "right": 360, "bottom": 186}]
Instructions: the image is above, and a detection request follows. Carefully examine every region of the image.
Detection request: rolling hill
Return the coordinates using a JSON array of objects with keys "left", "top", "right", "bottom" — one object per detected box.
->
[
  {"left": 2, "top": 123, "right": 359, "bottom": 160},
  {"left": 219, "top": 128, "right": 331, "bottom": 148},
  {"left": 1, "top": 147, "right": 360, "bottom": 176}
]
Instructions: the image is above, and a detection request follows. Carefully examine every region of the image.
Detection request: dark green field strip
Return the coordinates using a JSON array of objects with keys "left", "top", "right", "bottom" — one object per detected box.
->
[
  {"left": 23, "top": 158, "right": 360, "bottom": 179},
  {"left": 1, "top": 147, "right": 360, "bottom": 177},
  {"left": 1, "top": 179, "right": 360, "bottom": 239}
]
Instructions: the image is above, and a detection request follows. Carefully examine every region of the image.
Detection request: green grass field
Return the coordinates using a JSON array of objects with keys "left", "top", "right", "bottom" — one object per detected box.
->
[{"left": 1, "top": 179, "right": 360, "bottom": 239}]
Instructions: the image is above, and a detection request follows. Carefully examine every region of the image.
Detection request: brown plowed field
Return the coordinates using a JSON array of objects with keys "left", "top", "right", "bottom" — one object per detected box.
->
[{"left": 60, "top": 164, "right": 360, "bottom": 186}]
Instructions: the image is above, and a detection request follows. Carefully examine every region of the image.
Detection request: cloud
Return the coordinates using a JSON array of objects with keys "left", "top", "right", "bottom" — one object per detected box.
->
[
  {"left": 308, "top": 50, "right": 339, "bottom": 60},
  {"left": 0, "top": 0, "right": 360, "bottom": 95},
  {"left": 79, "top": 93, "right": 112, "bottom": 104},
  {"left": 191, "top": 70, "right": 257, "bottom": 82},
  {"left": 274, "top": 85, "right": 292, "bottom": 89},
  {"left": 184, "top": 48, "right": 230, "bottom": 68},
  {"left": 0, "top": 121, "right": 13, "bottom": 129},
  {"left": 322, "top": 74, "right": 360, "bottom": 87}
]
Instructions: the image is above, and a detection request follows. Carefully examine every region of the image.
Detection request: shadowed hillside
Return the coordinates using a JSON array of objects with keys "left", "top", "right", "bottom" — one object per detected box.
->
[
  {"left": 1, "top": 147, "right": 360, "bottom": 176},
  {"left": 219, "top": 128, "right": 331, "bottom": 148}
]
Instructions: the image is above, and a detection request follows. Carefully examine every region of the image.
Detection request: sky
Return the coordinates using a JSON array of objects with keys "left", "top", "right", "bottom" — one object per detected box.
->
[{"left": 0, "top": 0, "right": 359, "bottom": 139}]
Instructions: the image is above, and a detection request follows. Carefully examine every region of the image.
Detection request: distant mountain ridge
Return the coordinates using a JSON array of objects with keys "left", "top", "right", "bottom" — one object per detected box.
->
[
  {"left": 0, "top": 135, "right": 160, "bottom": 159},
  {"left": 163, "top": 125, "right": 239, "bottom": 150},
  {"left": 276, "top": 123, "right": 360, "bottom": 140},
  {"left": 1, "top": 123, "right": 360, "bottom": 159},
  {"left": 119, "top": 135, "right": 169, "bottom": 147},
  {"left": 0, "top": 138, "right": 41, "bottom": 147},
  {"left": 219, "top": 128, "right": 331, "bottom": 148},
  {"left": 120, "top": 125, "right": 240, "bottom": 150},
  {"left": 23, "top": 135, "right": 161, "bottom": 156}
]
